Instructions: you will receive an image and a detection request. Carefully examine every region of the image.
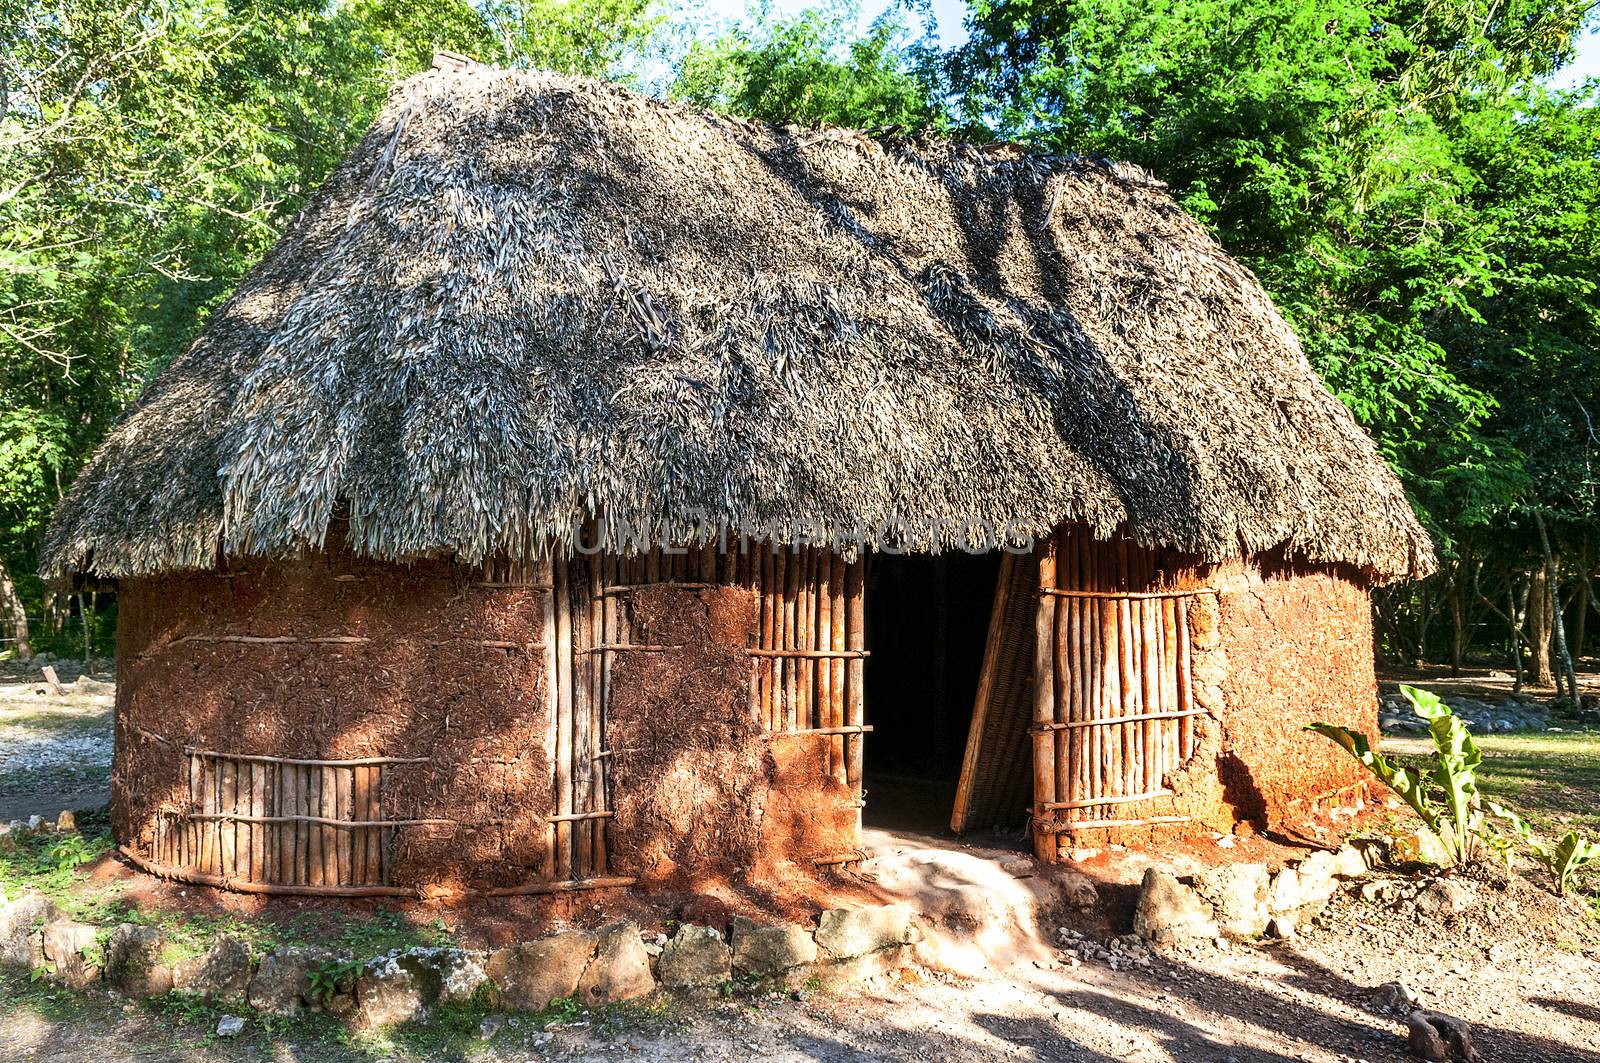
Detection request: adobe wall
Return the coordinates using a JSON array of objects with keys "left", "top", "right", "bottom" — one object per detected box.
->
[
  {"left": 1048, "top": 550, "right": 1378, "bottom": 850},
  {"left": 114, "top": 551, "right": 552, "bottom": 892},
  {"left": 1210, "top": 560, "right": 1377, "bottom": 829},
  {"left": 114, "top": 549, "right": 858, "bottom": 896}
]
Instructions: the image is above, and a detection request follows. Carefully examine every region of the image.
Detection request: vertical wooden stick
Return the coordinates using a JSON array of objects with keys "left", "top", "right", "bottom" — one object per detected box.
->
[
  {"left": 1178, "top": 597, "right": 1195, "bottom": 760},
  {"left": 829, "top": 552, "right": 847, "bottom": 784},
  {"left": 817, "top": 553, "right": 834, "bottom": 775},
  {"left": 782, "top": 547, "right": 798, "bottom": 731},
  {"left": 186, "top": 753, "right": 200, "bottom": 871},
  {"left": 761, "top": 546, "right": 776, "bottom": 730},
  {"left": 377, "top": 766, "right": 390, "bottom": 885},
  {"left": 801, "top": 547, "right": 816, "bottom": 730},
  {"left": 554, "top": 556, "right": 575, "bottom": 880},
  {"left": 305, "top": 765, "right": 322, "bottom": 887},
  {"left": 219, "top": 759, "right": 235, "bottom": 878},
  {"left": 288, "top": 764, "right": 304, "bottom": 885},
  {"left": 597, "top": 554, "right": 613, "bottom": 875},
  {"left": 845, "top": 557, "right": 866, "bottom": 818},
  {"left": 1055, "top": 528, "right": 1074, "bottom": 813},
  {"left": 321, "top": 765, "right": 337, "bottom": 885},
  {"left": 540, "top": 557, "right": 559, "bottom": 880},
  {"left": 1141, "top": 597, "right": 1160, "bottom": 794},
  {"left": 353, "top": 765, "right": 368, "bottom": 885},
  {"left": 1032, "top": 539, "right": 1058, "bottom": 862},
  {"left": 336, "top": 766, "right": 353, "bottom": 885}
]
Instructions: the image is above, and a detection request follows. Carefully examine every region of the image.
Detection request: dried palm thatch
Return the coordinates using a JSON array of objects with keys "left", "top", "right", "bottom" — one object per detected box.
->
[{"left": 42, "top": 62, "right": 1433, "bottom": 584}]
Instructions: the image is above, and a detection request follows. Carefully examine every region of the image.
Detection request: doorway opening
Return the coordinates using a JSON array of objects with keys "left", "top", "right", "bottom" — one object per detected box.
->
[{"left": 862, "top": 550, "right": 1007, "bottom": 837}]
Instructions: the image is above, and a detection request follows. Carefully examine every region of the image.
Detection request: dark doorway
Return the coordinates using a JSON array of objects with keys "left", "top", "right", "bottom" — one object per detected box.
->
[{"left": 862, "top": 550, "right": 1003, "bottom": 835}]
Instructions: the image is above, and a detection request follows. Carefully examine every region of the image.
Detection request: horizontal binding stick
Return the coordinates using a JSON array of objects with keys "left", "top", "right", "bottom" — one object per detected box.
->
[
  {"left": 120, "top": 846, "right": 418, "bottom": 898},
  {"left": 575, "top": 643, "right": 679, "bottom": 654},
  {"left": 598, "top": 582, "right": 715, "bottom": 595},
  {"left": 812, "top": 851, "right": 867, "bottom": 866},
  {"left": 1045, "top": 814, "right": 1192, "bottom": 832},
  {"left": 187, "top": 813, "right": 461, "bottom": 828},
  {"left": 479, "top": 876, "right": 639, "bottom": 897},
  {"left": 473, "top": 640, "right": 546, "bottom": 651},
  {"left": 745, "top": 648, "right": 870, "bottom": 659},
  {"left": 186, "top": 749, "right": 429, "bottom": 767},
  {"left": 171, "top": 634, "right": 371, "bottom": 645},
  {"left": 763, "top": 725, "right": 874, "bottom": 738},
  {"left": 1045, "top": 789, "right": 1174, "bottom": 810},
  {"left": 1039, "top": 588, "right": 1219, "bottom": 600},
  {"left": 1030, "top": 709, "right": 1208, "bottom": 730},
  {"left": 546, "top": 810, "right": 615, "bottom": 822}
]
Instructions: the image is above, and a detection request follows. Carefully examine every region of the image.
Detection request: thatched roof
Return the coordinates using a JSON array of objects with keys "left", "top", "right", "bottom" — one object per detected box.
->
[{"left": 42, "top": 62, "right": 1433, "bottom": 584}]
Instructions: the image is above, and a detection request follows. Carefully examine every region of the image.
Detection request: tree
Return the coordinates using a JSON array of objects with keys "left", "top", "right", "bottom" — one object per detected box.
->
[
  {"left": 672, "top": 3, "right": 945, "bottom": 129},
  {"left": 949, "top": 0, "right": 1600, "bottom": 676},
  {"left": 0, "top": 0, "right": 675, "bottom": 655}
]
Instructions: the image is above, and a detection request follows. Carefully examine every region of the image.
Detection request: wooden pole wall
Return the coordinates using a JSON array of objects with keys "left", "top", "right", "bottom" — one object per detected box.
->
[
  {"left": 1034, "top": 526, "right": 1212, "bottom": 860},
  {"left": 149, "top": 544, "right": 873, "bottom": 890}
]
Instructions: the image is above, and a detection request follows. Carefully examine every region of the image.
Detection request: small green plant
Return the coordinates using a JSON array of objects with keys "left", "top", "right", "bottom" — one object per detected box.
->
[
  {"left": 542, "top": 994, "right": 583, "bottom": 1025},
  {"left": 1308, "top": 685, "right": 1493, "bottom": 866},
  {"left": 1489, "top": 802, "right": 1600, "bottom": 896},
  {"left": 0, "top": 829, "right": 113, "bottom": 898},
  {"left": 306, "top": 956, "right": 362, "bottom": 1005}
]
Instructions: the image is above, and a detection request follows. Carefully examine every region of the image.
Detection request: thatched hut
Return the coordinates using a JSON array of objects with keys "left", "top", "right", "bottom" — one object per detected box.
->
[{"left": 43, "top": 58, "right": 1431, "bottom": 899}]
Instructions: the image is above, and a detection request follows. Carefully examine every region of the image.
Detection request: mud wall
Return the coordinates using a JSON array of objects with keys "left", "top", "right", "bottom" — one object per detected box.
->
[
  {"left": 604, "top": 582, "right": 859, "bottom": 889},
  {"left": 1210, "top": 560, "right": 1377, "bottom": 829},
  {"left": 115, "top": 546, "right": 863, "bottom": 896},
  {"left": 114, "top": 551, "right": 553, "bottom": 892}
]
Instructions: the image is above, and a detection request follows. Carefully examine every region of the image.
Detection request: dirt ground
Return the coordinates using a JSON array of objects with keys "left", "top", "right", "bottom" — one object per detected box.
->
[
  {"left": 2, "top": 662, "right": 1599, "bottom": 1061},
  {"left": 4, "top": 865, "right": 1598, "bottom": 1062},
  {"left": 0, "top": 676, "right": 113, "bottom": 823}
]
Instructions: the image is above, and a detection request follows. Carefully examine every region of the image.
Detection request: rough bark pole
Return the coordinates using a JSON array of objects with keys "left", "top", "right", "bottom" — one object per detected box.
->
[
  {"left": 1032, "top": 539, "right": 1057, "bottom": 862},
  {"left": 1528, "top": 565, "right": 1556, "bottom": 689},
  {"left": 1534, "top": 511, "right": 1580, "bottom": 701},
  {"left": 1449, "top": 555, "right": 1466, "bottom": 677},
  {"left": 0, "top": 557, "right": 32, "bottom": 658}
]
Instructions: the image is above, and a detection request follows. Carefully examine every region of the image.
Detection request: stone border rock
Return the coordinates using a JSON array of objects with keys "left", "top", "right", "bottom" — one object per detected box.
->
[
  {"left": 0, "top": 879, "right": 913, "bottom": 1031},
  {"left": 1132, "top": 842, "right": 1376, "bottom": 947}
]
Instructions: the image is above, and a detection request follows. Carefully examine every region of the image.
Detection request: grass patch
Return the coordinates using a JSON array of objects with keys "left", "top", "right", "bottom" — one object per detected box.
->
[
  {"left": 0, "top": 821, "right": 114, "bottom": 901},
  {"left": 1385, "top": 729, "right": 1600, "bottom": 838}
]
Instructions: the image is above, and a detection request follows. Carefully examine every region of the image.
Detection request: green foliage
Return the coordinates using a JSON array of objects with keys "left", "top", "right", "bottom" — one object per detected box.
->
[
  {"left": 673, "top": 2, "right": 945, "bottom": 129},
  {"left": 305, "top": 955, "right": 362, "bottom": 1005},
  {"left": 0, "top": 827, "right": 113, "bottom": 898},
  {"left": 543, "top": 993, "right": 583, "bottom": 1024},
  {"left": 951, "top": 0, "right": 1600, "bottom": 582},
  {"left": 1490, "top": 800, "right": 1600, "bottom": 895},
  {"left": 0, "top": 0, "right": 676, "bottom": 638},
  {"left": 1308, "top": 684, "right": 1496, "bottom": 865}
]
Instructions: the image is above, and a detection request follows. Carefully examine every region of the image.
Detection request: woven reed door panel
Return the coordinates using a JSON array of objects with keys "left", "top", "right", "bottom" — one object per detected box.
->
[
  {"left": 951, "top": 550, "right": 1038, "bottom": 834},
  {"left": 1031, "top": 527, "right": 1211, "bottom": 859}
]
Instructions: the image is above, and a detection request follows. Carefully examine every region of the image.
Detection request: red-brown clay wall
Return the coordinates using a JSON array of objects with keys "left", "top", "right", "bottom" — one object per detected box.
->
[
  {"left": 114, "top": 552, "right": 553, "bottom": 892},
  {"left": 114, "top": 549, "right": 861, "bottom": 895},
  {"left": 1210, "top": 561, "right": 1377, "bottom": 829}
]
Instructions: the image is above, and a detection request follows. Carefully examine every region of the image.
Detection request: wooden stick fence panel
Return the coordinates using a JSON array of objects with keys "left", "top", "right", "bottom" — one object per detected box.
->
[
  {"left": 1034, "top": 527, "right": 1216, "bottom": 859},
  {"left": 1055, "top": 528, "right": 1074, "bottom": 828}
]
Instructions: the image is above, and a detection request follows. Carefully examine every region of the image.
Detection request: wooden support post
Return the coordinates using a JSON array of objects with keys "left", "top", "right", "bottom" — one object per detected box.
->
[
  {"left": 1032, "top": 539, "right": 1058, "bottom": 862},
  {"left": 554, "top": 557, "right": 574, "bottom": 880},
  {"left": 845, "top": 558, "right": 866, "bottom": 819}
]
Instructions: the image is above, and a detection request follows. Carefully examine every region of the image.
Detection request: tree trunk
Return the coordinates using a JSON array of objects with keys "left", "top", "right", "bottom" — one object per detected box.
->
[
  {"left": 0, "top": 556, "right": 32, "bottom": 659},
  {"left": 1415, "top": 581, "right": 1432, "bottom": 666},
  {"left": 1534, "top": 512, "right": 1579, "bottom": 701},
  {"left": 1449, "top": 556, "right": 1467, "bottom": 677},
  {"left": 1528, "top": 566, "right": 1555, "bottom": 688},
  {"left": 1511, "top": 579, "right": 1530, "bottom": 693},
  {"left": 1575, "top": 536, "right": 1591, "bottom": 664}
]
